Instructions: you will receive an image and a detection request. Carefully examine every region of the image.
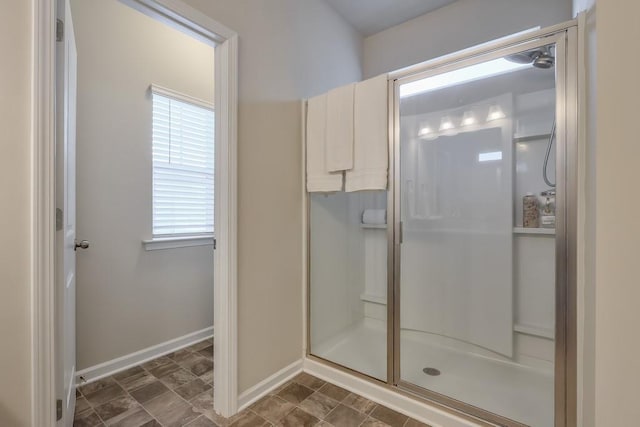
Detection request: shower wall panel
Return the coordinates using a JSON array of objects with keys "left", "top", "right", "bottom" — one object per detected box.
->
[{"left": 399, "top": 124, "right": 514, "bottom": 357}]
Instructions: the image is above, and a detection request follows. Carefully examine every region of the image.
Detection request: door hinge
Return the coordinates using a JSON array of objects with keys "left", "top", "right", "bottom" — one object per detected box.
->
[
  {"left": 213, "top": 238, "right": 217, "bottom": 250},
  {"left": 56, "top": 399, "right": 62, "bottom": 421},
  {"left": 56, "top": 208, "right": 63, "bottom": 231},
  {"left": 56, "top": 19, "right": 64, "bottom": 42}
]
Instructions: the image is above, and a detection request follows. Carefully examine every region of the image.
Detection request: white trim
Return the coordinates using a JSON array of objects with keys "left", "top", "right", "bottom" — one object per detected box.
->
[
  {"left": 238, "top": 360, "right": 303, "bottom": 411},
  {"left": 31, "top": 0, "right": 56, "bottom": 425},
  {"left": 76, "top": 327, "right": 213, "bottom": 386},
  {"left": 119, "top": 0, "right": 234, "bottom": 44},
  {"left": 33, "top": 0, "right": 239, "bottom": 424},
  {"left": 142, "top": 235, "right": 214, "bottom": 251},
  {"left": 213, "top": 33, "right": 239, "bottom": 417},
  {"left": 303, "top": 358, "right": 483, "bottom": 427},
  {"left": 150, "top": 84, "right": 214, "bottom": 110},
  {"left": 301, "top": 100, "right": 308, "bottom": 360}
]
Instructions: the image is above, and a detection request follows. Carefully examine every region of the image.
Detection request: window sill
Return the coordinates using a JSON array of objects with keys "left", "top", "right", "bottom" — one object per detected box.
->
[{"left": 142, "top": 235, "right": 215, "bottom": 251}]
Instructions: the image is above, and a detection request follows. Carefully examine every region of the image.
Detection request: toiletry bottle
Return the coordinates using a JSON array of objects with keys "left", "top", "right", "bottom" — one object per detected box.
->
[
  {"left": 523, "top": 193, "right": 539, "bottom": 228},
  {"left": 540, "top": 190, "right": 556, "bottom": 229}
]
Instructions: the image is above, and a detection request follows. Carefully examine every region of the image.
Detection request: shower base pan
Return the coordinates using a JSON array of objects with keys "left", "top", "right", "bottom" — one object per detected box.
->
[{"left": 313, "top": 318, "right": 554, "bottom": 427}]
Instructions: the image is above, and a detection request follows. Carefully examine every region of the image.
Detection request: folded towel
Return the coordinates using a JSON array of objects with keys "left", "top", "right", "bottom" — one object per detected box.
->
[
  {"left": 346, "top": 74, "right": 389, "bottom": 192},
  {"left": 362, "top": 209, "right": 386, "bottom": 225},
  {"left": 306, "top": 94, "right": 343, "bottom": 192},
  {"left": 326, "top": 83, "right": 355, "bottom": 172}
]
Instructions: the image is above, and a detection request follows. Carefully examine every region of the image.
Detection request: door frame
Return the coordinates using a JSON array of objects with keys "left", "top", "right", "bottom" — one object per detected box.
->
[
  {"left": 31, "top": 0, "right": 239, "bottom": 424},
  {"left": 387, "top": 23, "right": 578, "bottom": 427}
]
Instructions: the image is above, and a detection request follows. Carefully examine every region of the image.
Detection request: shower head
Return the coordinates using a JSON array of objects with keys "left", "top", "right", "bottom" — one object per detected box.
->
[
  {"left": 506, "top": 47, "right": 555, "bottom": 69},
  {"left": 505, "top": 50, "right": 539, "bottom": 64},
  {"left": 532, "top": 50, "right": 554, "bottom": 69}
]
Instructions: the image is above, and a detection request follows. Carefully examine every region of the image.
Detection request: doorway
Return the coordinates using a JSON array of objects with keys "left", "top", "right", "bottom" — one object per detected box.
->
[
  {"left": 71, "top": 0, "right": 215, "bottom": 376},
  {"left": 33, "top": 0, "right": 238, "bottom": 425}
]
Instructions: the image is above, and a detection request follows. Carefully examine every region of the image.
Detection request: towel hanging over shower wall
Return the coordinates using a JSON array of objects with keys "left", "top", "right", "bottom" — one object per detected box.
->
[
  {"left": 306, "top": 93, "right": 343, "bottom": 192},
  {"left": 325, "top": 83, "right": 356, "bottom": 173},
  {"left": 305, "top": 75, "right": 389, "bottom": 193},
  {"left": 345, "top": 74, "right": 388, "bottom": 192}
]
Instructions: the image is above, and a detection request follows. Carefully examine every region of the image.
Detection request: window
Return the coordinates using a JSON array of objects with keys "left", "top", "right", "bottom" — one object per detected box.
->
[{"left": 151, "top": 86, "right": 214, "bottom": 237}]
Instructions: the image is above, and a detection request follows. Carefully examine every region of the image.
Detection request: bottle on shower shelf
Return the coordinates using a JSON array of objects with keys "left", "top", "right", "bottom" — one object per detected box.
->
[
  {"left": 540, "top": 190, "right": 556, "bottom": 229},
  {"left": 523, "top": 193, "right": 539, "bottom": 228}
]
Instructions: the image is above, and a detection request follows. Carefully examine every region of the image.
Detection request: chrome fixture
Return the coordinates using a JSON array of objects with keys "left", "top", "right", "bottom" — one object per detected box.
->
[
  {"left": 74, "top": 239, "right": 90, "bottom": 251},
  {"left": 506, "top": 46, "right": 555, "bottom": 69}
]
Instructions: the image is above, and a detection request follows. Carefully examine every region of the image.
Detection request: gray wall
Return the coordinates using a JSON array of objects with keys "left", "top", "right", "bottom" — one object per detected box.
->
[
  {"left": 70, "top": 0, "right": 215, "bottom": 370},
  {"left": 181, "top": 0, "right": 363, "bottom": 393},
  {"left": 0, "top": 0, "right": 32, "bottom": 424},
  {"left": 363, "top": 0, "right": 573, "bottom": 78}
]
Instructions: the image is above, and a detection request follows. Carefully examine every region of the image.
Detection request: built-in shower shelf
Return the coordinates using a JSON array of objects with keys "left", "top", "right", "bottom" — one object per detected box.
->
[
  {"left": 513, "top": 227, "right": 555, "bottom": 235},
  {"left": 361, "top": 223, "right": 387, "bottom": 229},
  {"left": 513, "top": 133, "right": 553, "bottom": 143}
]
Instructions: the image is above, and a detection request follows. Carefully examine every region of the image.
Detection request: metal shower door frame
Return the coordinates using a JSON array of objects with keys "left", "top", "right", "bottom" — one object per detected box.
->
[{"left": 387, "top": 23, "right": 578, "bottom": 427}]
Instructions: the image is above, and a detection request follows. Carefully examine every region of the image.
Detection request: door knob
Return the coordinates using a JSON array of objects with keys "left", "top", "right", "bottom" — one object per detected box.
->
[{"left": 74, "top": 240, "right": 90, "bottom": 251}]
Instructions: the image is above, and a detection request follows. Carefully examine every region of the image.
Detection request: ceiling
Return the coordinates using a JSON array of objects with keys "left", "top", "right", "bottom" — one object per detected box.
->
[{"left": 325, "top": 0, "right": 459, "bottom": 37}]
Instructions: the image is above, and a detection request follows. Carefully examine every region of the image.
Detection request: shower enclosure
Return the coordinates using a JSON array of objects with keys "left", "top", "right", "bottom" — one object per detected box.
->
[{"left": 308, "top": 22, "right": 577, "bottom": 427}]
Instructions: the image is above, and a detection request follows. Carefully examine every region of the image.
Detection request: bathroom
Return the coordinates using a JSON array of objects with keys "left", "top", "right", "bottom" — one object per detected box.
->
[{"left": 10, "top": 0, "right": 631, "bottom": 426}]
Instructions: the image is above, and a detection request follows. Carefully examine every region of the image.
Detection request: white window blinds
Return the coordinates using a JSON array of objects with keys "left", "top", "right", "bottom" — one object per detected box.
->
[{"left": 152, "top": 89, "right": 214, "bottom": 236}]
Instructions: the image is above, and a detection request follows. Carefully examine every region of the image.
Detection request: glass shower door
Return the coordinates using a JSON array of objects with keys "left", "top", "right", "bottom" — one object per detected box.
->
[{"left": 395, "top": 41, "right": 560, "bottom": 427}]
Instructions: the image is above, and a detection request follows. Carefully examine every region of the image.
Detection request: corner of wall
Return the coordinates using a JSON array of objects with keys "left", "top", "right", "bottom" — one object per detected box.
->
[
  {"left": 0, "top": 0, "right": 35, "bottom": 425},
  {"left": 576, "top": 6, "right": 596, "bottom": 427},
  {"left": 319, "top": 0, "right": 365, "bottom": 81}
]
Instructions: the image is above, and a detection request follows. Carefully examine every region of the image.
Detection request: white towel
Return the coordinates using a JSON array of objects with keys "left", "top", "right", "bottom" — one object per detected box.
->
[
  {"left": 306, "top": 94, "right": 343, "bottom": 192},
  {"left": 326, "top": 83, "right": 355, "bottom": 172},
  {"left": 362, "top": 209, "right": 386, "bottom": 225},
  {"left": 346, "top": 74, "right": 389, "bottom": 192}
]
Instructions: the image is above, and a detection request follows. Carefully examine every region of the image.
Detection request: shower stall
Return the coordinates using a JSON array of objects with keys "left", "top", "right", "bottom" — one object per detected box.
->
[{"left": 307, "top": 22, "right": 577, "bottom": 427}]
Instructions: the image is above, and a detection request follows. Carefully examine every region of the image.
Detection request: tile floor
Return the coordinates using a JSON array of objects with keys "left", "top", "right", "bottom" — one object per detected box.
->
[{"left": 74, "top": 339, "right": 431, "bottom": 427}]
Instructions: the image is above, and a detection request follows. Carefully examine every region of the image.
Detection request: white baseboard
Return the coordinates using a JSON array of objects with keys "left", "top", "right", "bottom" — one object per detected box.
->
[
  {"left": 303, "top": 358, "right": 483, "bottom": 427},
  {"left": 76, "top": 326, "right": 214, "bottom": 386},
  {"left": 237, "top": 359, "right": 303, "bottom": 411}
]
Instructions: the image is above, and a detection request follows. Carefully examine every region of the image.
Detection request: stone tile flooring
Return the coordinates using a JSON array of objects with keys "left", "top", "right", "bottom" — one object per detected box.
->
[{"left": 74, "top": 339, "right": 431, "bottom": 427}]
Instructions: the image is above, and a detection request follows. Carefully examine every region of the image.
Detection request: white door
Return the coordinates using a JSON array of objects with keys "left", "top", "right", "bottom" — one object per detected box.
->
[{"left": 56, "top": 0, "right": 78, "bottom": 425}]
